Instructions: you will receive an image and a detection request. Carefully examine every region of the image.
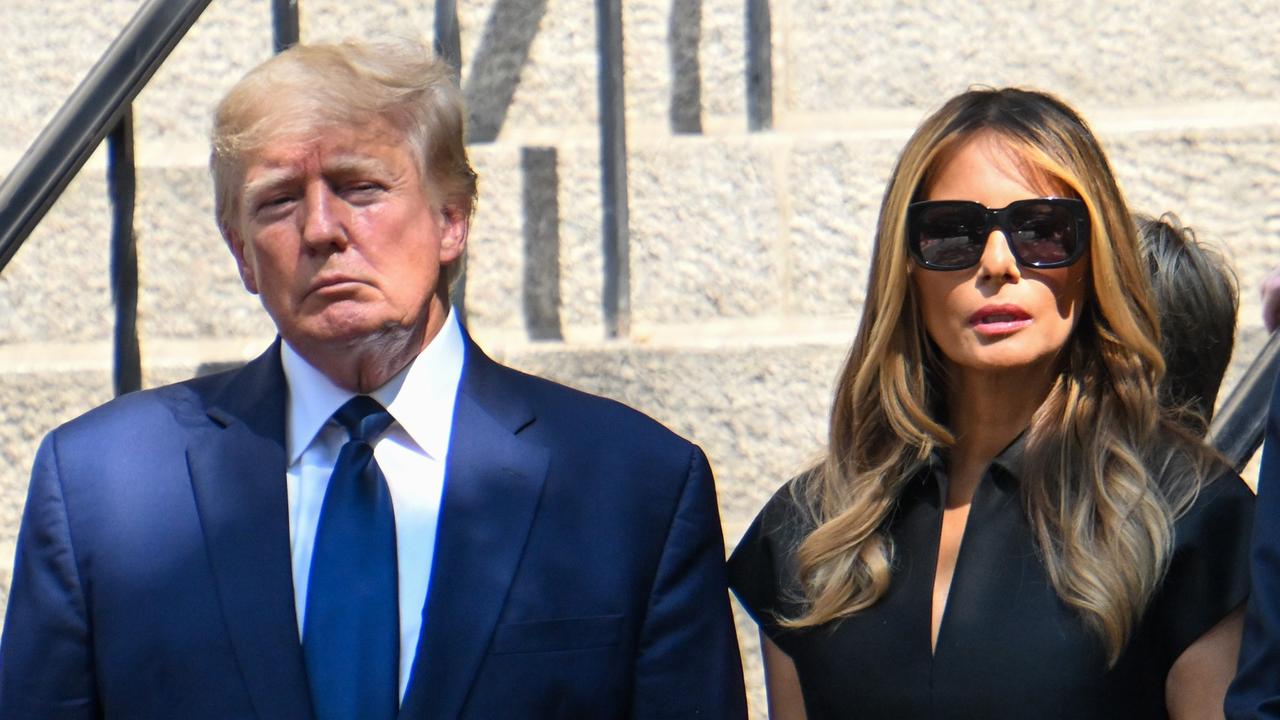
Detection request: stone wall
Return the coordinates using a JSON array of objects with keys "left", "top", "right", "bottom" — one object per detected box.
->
[{"left": 2, "top": 1, "right": 1278, "bottom": 715}]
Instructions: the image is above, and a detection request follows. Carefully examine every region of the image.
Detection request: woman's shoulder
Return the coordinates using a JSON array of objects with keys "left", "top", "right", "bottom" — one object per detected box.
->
[
  {"left": 1190, "top": 460, "right": 1254, "bottom": 514},
  {"left": 1141, "top": 439, "right": 1254, "bottom": 668},
  {"left": 730, "top": 470, "right": 819, "bottom": 569},
  {"left": 755, "top": 470, "right": 822, "bottom": 539},
  {"left": 1168, "top": 456, "right": 1254, "bottom": 559},
  {"left": 1146, "top": 423, "right": 1253, "bottom": 516},
  {"left": 726, "top": 469, "right": 821, "bottom": 632}
]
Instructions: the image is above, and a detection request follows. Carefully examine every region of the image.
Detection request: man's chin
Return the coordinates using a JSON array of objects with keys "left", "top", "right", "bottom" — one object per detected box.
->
[{"left": 286, "top": 314, "right": 410, "bottom": 350}]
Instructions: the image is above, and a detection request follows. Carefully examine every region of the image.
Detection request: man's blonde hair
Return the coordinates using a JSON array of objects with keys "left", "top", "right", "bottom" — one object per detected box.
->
[{"left": 210, "top": 39, "right": 478, "bottom": 286}]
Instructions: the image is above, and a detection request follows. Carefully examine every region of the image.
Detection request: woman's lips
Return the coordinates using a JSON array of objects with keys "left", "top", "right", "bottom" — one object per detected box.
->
[{"left": 969, "top": 304, "right": 1032, "bottom": 336}]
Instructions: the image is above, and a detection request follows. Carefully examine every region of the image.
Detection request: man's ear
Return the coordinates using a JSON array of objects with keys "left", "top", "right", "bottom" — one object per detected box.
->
[
  {"left": 438, "top": 205, "right": 469, "bottom": 266},
  {"left": 224, "top": 226, "right": 260, "bottom": 295}
]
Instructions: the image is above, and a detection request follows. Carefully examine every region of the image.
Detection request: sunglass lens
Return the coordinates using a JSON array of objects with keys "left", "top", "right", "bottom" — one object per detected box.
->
[
  {"left": 915, "top": 206, "right": 983, "bottom": 269},
  {"left": 1007, "top": 202, "right": 1077, "bottom": 265}
]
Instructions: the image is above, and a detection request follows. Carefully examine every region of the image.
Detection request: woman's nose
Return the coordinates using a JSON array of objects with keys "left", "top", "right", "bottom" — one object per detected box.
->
[{"left": 978, "top": 230, "right": 1021, "bottom": 282}]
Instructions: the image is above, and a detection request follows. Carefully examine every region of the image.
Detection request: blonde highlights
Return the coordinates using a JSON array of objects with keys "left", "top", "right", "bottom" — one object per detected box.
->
[{"left": 787, "top": 88, "right": 1210, "bottom": 664}]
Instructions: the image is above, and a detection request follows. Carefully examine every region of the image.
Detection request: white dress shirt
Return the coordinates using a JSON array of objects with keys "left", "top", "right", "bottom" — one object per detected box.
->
[{"left": 281, "top": 310, "right": 465, "bottom": 701}]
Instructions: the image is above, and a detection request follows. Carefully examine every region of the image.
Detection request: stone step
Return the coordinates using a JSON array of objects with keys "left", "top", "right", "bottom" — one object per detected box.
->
[
  {"left": 3, "top": 124, "right": 1278, "bottom": 350},
  {"left": 2, "top": 322, "right": 1268, "bottom": 551},
  {"left": 0, "top": 338, "right": 842, "bottom": 531},
  {"left": 5, "top": 2, "right": 1278, "bottom": 715},
  {"left": 0, "top": 325, "right": 1267, "bottom": 719},
  {"left": 7, "top": 1, "right": 1280, "bottom": 157}
]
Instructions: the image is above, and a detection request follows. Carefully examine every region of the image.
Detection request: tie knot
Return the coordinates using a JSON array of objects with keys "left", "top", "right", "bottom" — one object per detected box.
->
[{"left": 333, "top": 396, "right": 393, "bottom": 443}]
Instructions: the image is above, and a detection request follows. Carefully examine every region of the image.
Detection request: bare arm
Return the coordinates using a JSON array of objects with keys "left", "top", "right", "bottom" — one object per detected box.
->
[
  {"left": 1166, "top": 607, "right": 1244, "bottom": 720},
  {"left": 761, "top": 633, "right": 807, "bottom": 720}
]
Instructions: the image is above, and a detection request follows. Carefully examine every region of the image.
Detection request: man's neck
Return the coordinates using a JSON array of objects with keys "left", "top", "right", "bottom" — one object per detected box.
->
[{"left": 295, "top": 305, "right": 452, "bottom": 394}]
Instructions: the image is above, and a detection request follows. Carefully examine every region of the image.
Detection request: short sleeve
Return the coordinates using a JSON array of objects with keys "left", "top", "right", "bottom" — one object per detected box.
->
[
  {"left": 726, "top": 478, "right": 814, "bottom": 652},
  {"left": 1144, "top": 468, "right": 1255, "bottom": 668}
]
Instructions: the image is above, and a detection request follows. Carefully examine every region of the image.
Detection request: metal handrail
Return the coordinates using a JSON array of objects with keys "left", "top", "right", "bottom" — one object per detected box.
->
[
  {"left": 1209, "top": 331, "right": 1280, "bottom": 473},
  {"left": 596, "top": 0, "right": 630, "bottom": 338},
  {"left": 0, "top": 0, "right": 213, "bottom": 274},
  {"left": 4, "top": 0, "right": 1276, "bottom": 472}
]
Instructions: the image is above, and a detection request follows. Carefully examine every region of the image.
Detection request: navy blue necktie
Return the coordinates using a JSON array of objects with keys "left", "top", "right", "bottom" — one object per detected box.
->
[{"left": 303, "top": 396, "right": 399, "bottom": 720}]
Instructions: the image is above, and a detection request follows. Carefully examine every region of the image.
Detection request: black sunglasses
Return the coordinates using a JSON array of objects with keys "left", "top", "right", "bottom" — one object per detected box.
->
[{"left": 906, "top": 198, "right": 1090, "bottom": 271}]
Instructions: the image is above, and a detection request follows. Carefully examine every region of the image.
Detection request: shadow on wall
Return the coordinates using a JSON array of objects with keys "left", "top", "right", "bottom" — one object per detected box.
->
[
  {"left": 522, "top": 146, "right": 563, "bottom": 340},
  {"left": 464, "top": 0, "right": 708, "bottom": 142},
  {"left": 670, "top": 0, "right": 702, "bottom": 134},
  {"left": 464, "top": 0, "right": 549, "bottom": 144}
]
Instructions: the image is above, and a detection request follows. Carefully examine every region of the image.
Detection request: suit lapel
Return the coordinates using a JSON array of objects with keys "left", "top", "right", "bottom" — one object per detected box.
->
[
  {"left": 399, "top": 340, "right": 549, "bottom": 719},
  {"left": 186, "top": 343, "right": 315, "bottom": 720}
]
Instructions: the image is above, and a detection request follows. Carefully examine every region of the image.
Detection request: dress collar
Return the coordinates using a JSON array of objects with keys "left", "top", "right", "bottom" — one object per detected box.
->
[{"left": 919, "top": 430, "right": 1028, "bottom": 499}]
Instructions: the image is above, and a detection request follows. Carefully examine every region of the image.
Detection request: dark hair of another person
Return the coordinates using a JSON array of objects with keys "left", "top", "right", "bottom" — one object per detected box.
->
[{"left": 1137, "top": 213, "right": 1238, "bottom": 435}]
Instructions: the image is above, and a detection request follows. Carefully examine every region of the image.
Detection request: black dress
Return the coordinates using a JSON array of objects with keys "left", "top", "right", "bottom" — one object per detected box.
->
[{"left": 727, "top": 439, "right": 1254, "bottom": 719}]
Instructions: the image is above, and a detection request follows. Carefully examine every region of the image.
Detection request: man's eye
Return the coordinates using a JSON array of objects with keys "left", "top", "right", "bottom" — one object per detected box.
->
[
  {"left": 253, "top": 196, "right": 295, "bottom": 214},
  {"left": 340, "top": 183, "right": 387, "bottom": 204}
]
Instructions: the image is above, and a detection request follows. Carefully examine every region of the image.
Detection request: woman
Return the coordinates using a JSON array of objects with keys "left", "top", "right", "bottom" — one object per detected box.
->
[{"left": 728, "top": 88, "right": 1253, "bottom": 719}]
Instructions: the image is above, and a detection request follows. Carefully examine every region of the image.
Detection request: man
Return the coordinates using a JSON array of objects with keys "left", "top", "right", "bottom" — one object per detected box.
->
[
  {"left": 1227, "top": 303, "right": 1280, "bottom": 718},
  {"left": 0, "top": 40, "right": 746, "bottom": 719}
]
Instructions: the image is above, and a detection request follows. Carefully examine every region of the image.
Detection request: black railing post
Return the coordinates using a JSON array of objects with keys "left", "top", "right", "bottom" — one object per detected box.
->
[
  {"left": 434, "top": 0, "right": 467, "bottom": 320},
  {"left": 272, "top": 0, "right": 300, "bottom": 53},
  {"left": 669, "top": 0, "right": 703, "bottom": 134},
  {"left": 746, "top": 0, "right": 773, "bottom": 131},
  {"left": 434, "top": 0, "right": 463, "bottom": 80},
  {"left": 107, "top": 110, "right": 141, "bottom": 396},
  {"left": 596, "top": 0, "right": 630, "bottom": 338}
]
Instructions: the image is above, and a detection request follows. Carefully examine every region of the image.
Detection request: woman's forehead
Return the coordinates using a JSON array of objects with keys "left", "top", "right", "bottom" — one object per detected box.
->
[{"left": 923, "top": 132, "right": 1073, "bottom": 200}]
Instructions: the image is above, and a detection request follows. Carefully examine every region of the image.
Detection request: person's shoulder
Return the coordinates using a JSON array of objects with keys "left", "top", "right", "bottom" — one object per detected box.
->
[
  {"left": 48, "top": 366, "right": 240, "bottom": 448},
  {"left": 756, "top": 470, "right": 821, "bottom": 544},
  {"left": 730, "top": 469, "right": 819, "bottom": 568},
  {"left": 1199, "top": 460, "right": 1255, "bottom": 503},
  {"left": 481, "top": 358, "right": 695, "bottom": 453},
  {"left": 1146, "top": 426, "right": 1255, "bottom": 550},
  {"left": 726, "top": 469, "right": 818, "bottom": 631},
  {"left": 1146, "top": 423, "right": 1252, "bottom": 503},
  {"left": 1182, "top": 459, "right": 1254, "bottom": 533}
]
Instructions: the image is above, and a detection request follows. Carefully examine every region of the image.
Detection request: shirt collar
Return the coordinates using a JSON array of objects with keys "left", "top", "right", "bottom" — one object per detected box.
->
[
  {"left": 989, "top": 431, "right": 1028, "bottom": 480},
  {"left": 918, "top": 430, "right": 1028, "bottom": 498},
  {"left": 281, "top": 309, "right": 466, "bottom": 464}
]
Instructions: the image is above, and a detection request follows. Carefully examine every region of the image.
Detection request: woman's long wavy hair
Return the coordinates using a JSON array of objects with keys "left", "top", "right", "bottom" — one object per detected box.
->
[{"left": 785, "top": 88, "right": 1214, "bottom": 665}]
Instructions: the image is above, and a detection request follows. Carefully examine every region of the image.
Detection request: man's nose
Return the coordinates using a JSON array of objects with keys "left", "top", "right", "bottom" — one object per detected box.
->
[
  {"left": 300, "top": 184, "right": 348, "bottom": 251},
  {"left": 978, "top": 229, "right": 1021, "bottom": 282}
]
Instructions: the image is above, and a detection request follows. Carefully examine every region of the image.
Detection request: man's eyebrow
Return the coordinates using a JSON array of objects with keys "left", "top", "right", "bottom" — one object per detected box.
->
[
  {"left": 241, "top": 154, "right": 396, "bottom": 204},
  {"left": 242, "top": 167, "right": 299, "bottom": 204},
  {"left": 323, "top": 154, "right": 394, "bottom": 177}
]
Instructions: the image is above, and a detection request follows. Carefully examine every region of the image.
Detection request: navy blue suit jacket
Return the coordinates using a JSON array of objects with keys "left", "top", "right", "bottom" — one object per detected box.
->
[
  {"left": 0, "top": 337, "right": 746, "bottom": 719},
  {"left": 1230, "top": 370, "right": 1280, "bottom": 719}
]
